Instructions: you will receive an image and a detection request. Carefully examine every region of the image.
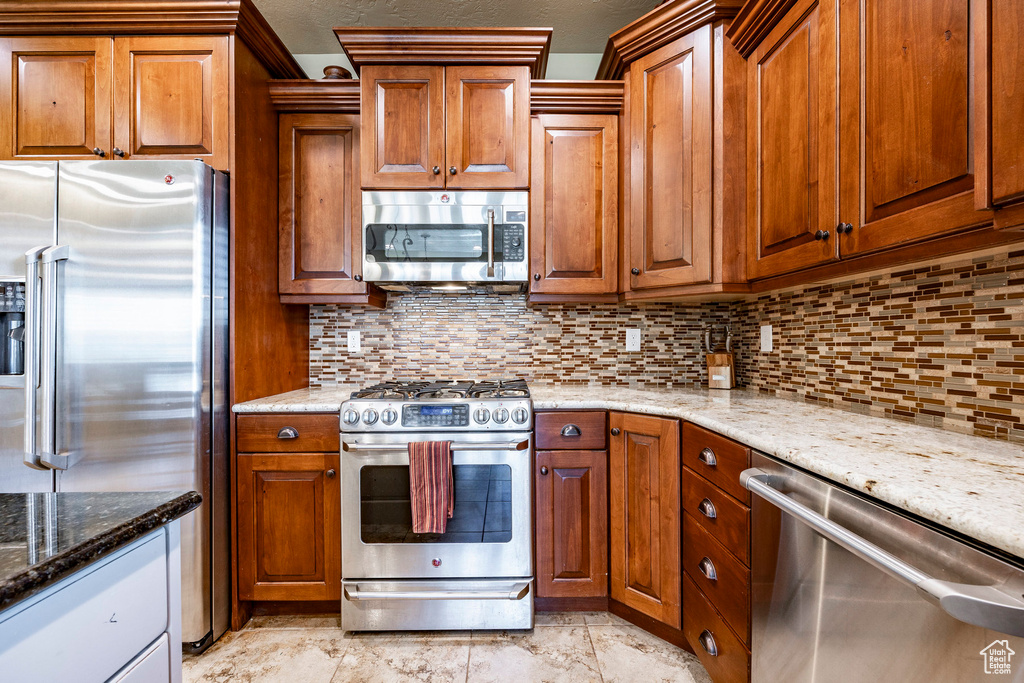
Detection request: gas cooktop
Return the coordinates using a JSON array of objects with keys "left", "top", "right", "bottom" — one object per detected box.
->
[{"left": 350, "top": 379, "right": 530, "bottom": 401}]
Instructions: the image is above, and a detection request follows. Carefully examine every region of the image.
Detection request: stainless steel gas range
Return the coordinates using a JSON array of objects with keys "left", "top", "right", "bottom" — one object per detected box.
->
[{"left": 339, "top": 380, "right": 534, "bottom": 631}]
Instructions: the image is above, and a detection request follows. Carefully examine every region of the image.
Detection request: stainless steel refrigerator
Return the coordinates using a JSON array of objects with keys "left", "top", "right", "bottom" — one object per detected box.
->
[{"left": 0, "top": 160, "right": 229, "bottom": 651}]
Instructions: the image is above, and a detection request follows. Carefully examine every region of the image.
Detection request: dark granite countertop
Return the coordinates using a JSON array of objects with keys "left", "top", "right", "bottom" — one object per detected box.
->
[{"left": 0, "top": 491, "right": 201, "bottom": 612}]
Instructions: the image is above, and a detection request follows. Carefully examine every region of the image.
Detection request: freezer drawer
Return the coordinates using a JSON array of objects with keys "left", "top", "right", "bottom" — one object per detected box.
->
[{"left": 744, "top": 452, "right": 1024, "bottom": 682}]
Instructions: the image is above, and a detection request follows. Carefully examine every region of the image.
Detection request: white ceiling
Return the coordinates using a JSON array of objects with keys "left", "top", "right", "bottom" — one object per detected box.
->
[{"left": 251, "top": 0, "right": 659, "bottom": 55}]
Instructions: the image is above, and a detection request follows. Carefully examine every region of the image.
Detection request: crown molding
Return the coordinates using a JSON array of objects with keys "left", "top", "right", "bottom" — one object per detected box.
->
[
  {"left": 269, "top": 80, "right": 360, "bottom": 113},
  {"left": 725, "top": 0, "right": 799, "bottom": 58},
  {"left": 0, "top": 0, "right": 305, "bottom": 78},
  {"left": 333, "top": 27, "right": 553, "bottom": 79},
  {"left": 596, "top": 0, "right": 743, "bottom": 80},
  {"left": 530, "top": 80, "right": 625, "bottom": 114}
]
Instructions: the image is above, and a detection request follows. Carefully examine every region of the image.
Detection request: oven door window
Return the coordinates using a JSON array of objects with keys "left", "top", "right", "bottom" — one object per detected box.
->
[
  {"left": 360, "top": 465, "right": 512, "bottom": 543},
  {"left": 364, "top": 224, "right": 507, "bottom": 263}
]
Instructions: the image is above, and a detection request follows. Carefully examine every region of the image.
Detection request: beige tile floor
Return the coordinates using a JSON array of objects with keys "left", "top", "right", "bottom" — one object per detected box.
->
[{"left": 183, "top": 611, "right": 713, "bottom": 682}]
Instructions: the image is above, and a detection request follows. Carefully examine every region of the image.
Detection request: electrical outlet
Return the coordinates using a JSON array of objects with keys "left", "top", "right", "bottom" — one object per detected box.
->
[
  {"left": 347, "top": 330, "right": 361, "bottom": 354},
  {"left": 760, "top": 324, "right": 773, "bottom": 353},
  {"left": 625, "top": 328, "right": 641, "bottom": 352}
]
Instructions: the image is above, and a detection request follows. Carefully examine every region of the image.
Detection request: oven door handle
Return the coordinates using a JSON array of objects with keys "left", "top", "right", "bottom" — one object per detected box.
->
[
  {"left": 344, "top": 582, "right": 531, "bottom": 602},
  {"left": 342, "top": 439, "right": 530, "bottom": 453},
  {"left": 742, "top": 468, "right": 1024, "bottom": 638}
]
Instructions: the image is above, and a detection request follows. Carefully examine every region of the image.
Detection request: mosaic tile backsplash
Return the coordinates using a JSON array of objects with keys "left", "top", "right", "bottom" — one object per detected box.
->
[{"left": 310, "top": 247, "right": 1024, "bottom": 442}]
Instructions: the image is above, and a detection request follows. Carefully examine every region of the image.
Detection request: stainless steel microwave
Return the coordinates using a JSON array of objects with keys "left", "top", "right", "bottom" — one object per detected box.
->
[{"left": 361, "top": 191, "right": 528, "bottom": 283}]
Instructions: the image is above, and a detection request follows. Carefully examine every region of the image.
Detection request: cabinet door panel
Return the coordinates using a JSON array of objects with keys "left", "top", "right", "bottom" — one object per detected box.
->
[
  {"left": 279, "top": 113, "right": 366, "bottom": 295},
  {"left": 0, "top": 36, "right": 112, "bottom": 159},
  {"left": 445, "top": 66, "right": 529, "bottom": 188},
  {"left": 630, "top": 28, "right": 713, "bottom": 288},
  {"left": 237, "top": 452, "right": 340, "bottom": 601},
  {"left": 610, "top": 412, "right": 681, "bottom": 628},
  {"left": 535, "top": 450, "right": 608, "bottom": 598},
  {"left": 530, "top": 114, "right": 618, "bottom": 295},
  {"left": 360, "top": 65, "right": 444, "bottom": 188},
  {"left": 113, "top": 36, "right": 228, "bottom": 168},
  {"left": 747, "top": 0, "right": 838, "bottom": 279}
]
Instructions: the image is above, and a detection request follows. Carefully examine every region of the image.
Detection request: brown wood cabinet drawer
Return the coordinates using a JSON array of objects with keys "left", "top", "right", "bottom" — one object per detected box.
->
[
  {"left": 236, "top": 413, "right": 340, "bottom": 453},
  {"left": 682, "top": 423, "right": 751, "bottom": 503},
  {"left": 684, "top": 574, "right": 750, "bottom": 683},
  {"left": 683, "top": 512, "right": 750, "bottom": 646},
  {"left": 683, "top": 467, "right": 750, "bottom": 566},
  {"left": 535, "top": 411, "right": 607, "bottom": 450}
]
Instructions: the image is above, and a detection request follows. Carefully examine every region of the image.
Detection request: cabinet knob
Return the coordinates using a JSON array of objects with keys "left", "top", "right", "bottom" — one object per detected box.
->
[
  {"left": 449, "top": 166, "right": 457, "bottom": 175},
  {"left": 698, "top": 557, "right": 718, "bottom": 581},
  {"left": 326, "top": 469, "right": 336, "bottom": 478},
  {"left": 560, "top": 424, "right": 581, "bottom": 437},
  {"left": 837, "top": 222, "right": 854, "bottom": 235},
  {"left": 432, "top": 166, "right": 441, "bottom": 175},
  {"left": 112, "top": 147, "right": 125, "bottom": 158},
  {"left": 354, "top": 274, "right": 363, "bottom": 282},
  {"left": 92, "top": 147, "right": 106, "bottom": 157},
  {"left": 610, "top": 427, "right": 620, "bottom": 436},
  {"left": 631, "top": 267, "right": 640, "bottom": 275},
  {"left": 697, "top": 498, "right": 717, "bottom": 519},
  {"left": 814, "top": 229, "right": 830, "bottom": 241},
  {"left": 540, "top": 466, "right": 549, "bottom": 475},
  {"left": 277, "top": 426, "right": 299, "bottom": 439},
  {"left": 533, "top": 273, "right": 541, "bottom": 281},
  {"left": 698, "top": 630, "right": 718, "bottom": 657},
  {"left": 697, "top": 447, "right": 717, "bottom": 467}
]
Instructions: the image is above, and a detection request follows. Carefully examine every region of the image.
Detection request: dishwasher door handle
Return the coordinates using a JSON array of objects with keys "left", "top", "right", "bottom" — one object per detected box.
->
[{"left": 742, "top": 468, "right": 1024, "bottom": 638}]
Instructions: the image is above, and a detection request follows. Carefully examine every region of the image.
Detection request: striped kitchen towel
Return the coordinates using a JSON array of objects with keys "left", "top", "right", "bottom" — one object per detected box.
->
[{"left": 408, "top": 441, "right": 454, "bottom": 534}]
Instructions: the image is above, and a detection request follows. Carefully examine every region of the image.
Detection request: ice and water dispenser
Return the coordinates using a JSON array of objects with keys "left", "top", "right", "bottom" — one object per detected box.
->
[{"left": 0, "top": 281, "right": 25, "bottom": 375}]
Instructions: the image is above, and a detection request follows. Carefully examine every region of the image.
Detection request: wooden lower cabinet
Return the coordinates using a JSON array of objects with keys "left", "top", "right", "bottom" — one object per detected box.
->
[
  {"left": 236, "top": 451, "right": 341, "bottom": 601},
  {"left": 683, "top": 574, "right": 751, "bottom": 683},
  {"left": 534, "top": 449, "right": 609, "bottom": 598},
  {"left": 609, "top": 412, "right": 681, "bottom": 628}
]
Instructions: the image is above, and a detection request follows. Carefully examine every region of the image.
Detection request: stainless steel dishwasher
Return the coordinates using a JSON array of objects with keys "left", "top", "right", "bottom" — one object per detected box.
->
[{"left": 742, "top": 452, "right": 1024, "bottom": 682}]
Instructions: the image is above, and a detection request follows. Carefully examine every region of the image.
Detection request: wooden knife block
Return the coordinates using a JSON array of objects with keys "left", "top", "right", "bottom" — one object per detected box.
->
[{"left": 706, "top": 353, "right": 734, "bottom": 390}]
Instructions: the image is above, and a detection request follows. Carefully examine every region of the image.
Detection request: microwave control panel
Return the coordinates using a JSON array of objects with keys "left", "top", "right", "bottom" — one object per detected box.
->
[{"left": 502, "top": 222, "right": 525, "bottom": 263}]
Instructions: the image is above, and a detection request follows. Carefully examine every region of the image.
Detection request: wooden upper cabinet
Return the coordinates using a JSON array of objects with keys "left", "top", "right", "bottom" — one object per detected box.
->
[
  {"left": 445, "top": 66, "right": 529, "bottom": 188},
  {"left": 0, "top": 36, "right": 112, "bottom": 159},
  {"left": 746, "top": 0, "right": 839, "bottom": 280},
  {"left": 359, "top": 65, "right": 528, "bottom": 189},
  {"left": 113, "top": 36, "right": 229, "bottom": 168},
  {"left": 609, "top": 411, "right": 681, "bottom": 628},
  {"left": 535, "top": 449, "right": 609, "bottom": 599},
  {"left": 530, "top": 113, "right": 618, "bottom": 298},
  {"left": 839, "top": 0, "right": 983, "bottom": 257},
  {"left": 628, "top": 27, "right": 713, "bottom": 289},
  {"left": 360, "top": 65, "right": 445, "bottom": 188},
  {"left": 279, "top": 112, "right": 367, "bottom": 298},
  {"left": 976, "top": 0, "right": 1024, "bottom": 221}
]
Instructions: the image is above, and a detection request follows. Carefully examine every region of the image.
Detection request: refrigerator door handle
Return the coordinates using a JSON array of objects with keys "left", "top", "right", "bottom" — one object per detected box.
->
[
  {"left": 23, "top": 246, "right": 49, "bottom": 470},
  {"left": 38, "top": 245, "right": 74, "bottom": 471}
]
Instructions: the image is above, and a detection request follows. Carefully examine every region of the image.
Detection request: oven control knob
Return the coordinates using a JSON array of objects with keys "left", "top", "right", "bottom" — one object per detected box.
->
[
  {"left": 493, "top": 408, "right": 509, "bottom": 424},
  {"left": 343, "top": 409, "right": 360, "bottom": 426},
  {"left": 474, "top": 408, "right": 490, "bottom": 424},
  {"left": 381, "top": 408, "right": 398, "bottom": 425},
  {"left": 511, "top": 408, "right": 529, "bottom": 424},
  {"left": 362, "top": 409, "right": 379, "bottom": 425}
]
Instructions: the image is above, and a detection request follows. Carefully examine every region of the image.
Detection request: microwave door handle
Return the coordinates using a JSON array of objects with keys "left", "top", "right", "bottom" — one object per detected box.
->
[
  {"left": 23, "top": 246, "right": 48, "bottom": 470},
  {"left": 486, "top": 209, "right": 495, "bottom": 278}
]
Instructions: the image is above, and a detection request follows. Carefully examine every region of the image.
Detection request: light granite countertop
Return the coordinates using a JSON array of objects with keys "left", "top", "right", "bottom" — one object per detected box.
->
[{"left": 234, "top": 384, "right": 1024, "bottom": 560}]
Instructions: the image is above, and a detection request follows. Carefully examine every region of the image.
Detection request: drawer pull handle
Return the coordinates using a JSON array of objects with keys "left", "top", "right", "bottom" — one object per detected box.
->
[
  {"left": 698, "top": 630, "right": 718, "bottom": 657},
  {"left": 698, "top": 557, "right": 717, "bottom": 581},
  {"left": 277, "top": 426, "right": 299, "bottom": 439},
  {"left": 698, "top": 498, "right": 717, "bottom": 519},
  {"left": 698, "top": 447, "right": 717, "bottom": 467},
  {"left": 560, "top": 424, "right": 581, "bottom": 437}
]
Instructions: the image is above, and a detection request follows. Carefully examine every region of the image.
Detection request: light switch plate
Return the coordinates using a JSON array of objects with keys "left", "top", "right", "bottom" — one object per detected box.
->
[
  {"left": 625, "top": 328, "right": 641, "bottom": 352},
  {"left": 760, "top": 324, "right": 773, "bottom": 353},
  {"left": 347, "top": 330, "right": 361, "bottom": 354}
]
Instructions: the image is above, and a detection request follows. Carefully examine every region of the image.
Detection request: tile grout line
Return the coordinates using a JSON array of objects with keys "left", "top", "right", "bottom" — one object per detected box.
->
[
  {"left": 585, "top": 622, "right": 606, "bottom": 683},
  {"left": 465, "top": 633, "right": 473, "bottom": 683}
]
